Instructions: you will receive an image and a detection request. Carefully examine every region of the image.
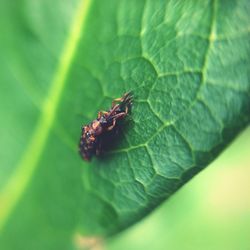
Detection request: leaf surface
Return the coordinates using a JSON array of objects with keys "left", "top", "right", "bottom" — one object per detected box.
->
[{"left": 0, "top": 0, "right": 249, "bottom": 249}]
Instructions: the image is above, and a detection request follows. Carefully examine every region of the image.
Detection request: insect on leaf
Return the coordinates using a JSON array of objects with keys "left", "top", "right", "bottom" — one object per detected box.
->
[{"left": 0, "top": 0, "right": 249, "bottom": 249}]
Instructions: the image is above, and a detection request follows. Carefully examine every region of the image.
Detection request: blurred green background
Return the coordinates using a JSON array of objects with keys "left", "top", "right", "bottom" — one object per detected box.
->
[{"left": 101, "top": 127, "right": 250, "bottom": 250}]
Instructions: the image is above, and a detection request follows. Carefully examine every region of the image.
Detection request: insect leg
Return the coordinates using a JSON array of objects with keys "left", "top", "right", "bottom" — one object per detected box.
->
[
  {"left": 111, "top": 112, "right": 127, "bottom": 120},
  {"left": 108, "top": 104, "right": 120, "bottom": 116},
  {"left": 112, "top": 92, "right": 132, "bottom": 107},
  {"left": 111, "top": 98, "right": 123, "bottom": 108},
  {"left": 106, "top": 112, "right": 127, "bottom": 130},
  {"left": 125, "top": 105, "right": 128, "bottom": 114},
  {"left": 98, "top": 111, "right": 109, "bottom": 119},
  {"left": 107, "top": 119, "right": 116, "bottom": 131}
]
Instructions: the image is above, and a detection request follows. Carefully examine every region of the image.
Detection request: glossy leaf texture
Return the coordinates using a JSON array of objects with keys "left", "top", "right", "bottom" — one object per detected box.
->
[{"left": 0, "top": 0, "right": 250, "bottom": 249}]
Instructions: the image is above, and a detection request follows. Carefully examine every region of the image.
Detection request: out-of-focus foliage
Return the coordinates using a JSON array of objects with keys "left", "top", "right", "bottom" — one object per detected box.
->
[{"left": 0, "top": 0, "right": 249, "bottom": 249}]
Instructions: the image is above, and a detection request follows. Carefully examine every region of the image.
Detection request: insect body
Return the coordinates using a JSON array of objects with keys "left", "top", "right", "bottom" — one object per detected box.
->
[{"left": 79, "top": 92, "right": 132, "bottom": 161}]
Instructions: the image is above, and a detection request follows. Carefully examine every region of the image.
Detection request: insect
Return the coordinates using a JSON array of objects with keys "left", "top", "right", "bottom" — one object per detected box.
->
[{"left": 79, "top": 92, "right": 132, "bottom": 161}]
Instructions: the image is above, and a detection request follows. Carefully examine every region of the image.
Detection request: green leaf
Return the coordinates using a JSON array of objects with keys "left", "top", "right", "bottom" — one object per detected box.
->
[{"left": 0, "top": 0, "right": 249, "bottom": 249}]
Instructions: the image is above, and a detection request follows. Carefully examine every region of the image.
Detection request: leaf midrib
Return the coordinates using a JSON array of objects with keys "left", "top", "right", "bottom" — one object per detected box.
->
[{"left": 0, "top": 0, "right": 92, "bottom": 231}]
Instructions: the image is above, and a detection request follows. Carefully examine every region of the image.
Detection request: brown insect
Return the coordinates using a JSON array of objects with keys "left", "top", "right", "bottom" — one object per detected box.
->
[{"left": 79, "top": 92, "right": 132, "bottom": 161}]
